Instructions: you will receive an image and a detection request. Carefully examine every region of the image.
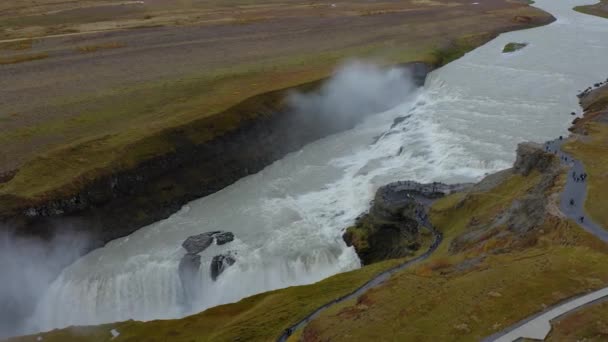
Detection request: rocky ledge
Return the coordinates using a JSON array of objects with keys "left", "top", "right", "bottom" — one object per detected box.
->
[{"left": 343, "top": 181, "right": 469, "bottom": 265}]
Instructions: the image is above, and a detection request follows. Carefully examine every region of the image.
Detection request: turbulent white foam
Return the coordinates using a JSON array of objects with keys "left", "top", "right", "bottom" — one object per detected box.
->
[{"left": 28, "top": 0, "right": 608, "bottom": 332}]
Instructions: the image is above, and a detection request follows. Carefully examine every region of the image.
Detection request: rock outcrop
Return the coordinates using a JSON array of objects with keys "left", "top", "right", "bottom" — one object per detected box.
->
[
  {"left": 344, "top": 181, "right": 467, "bottom": 265},
  {"left": 211, "top": 253, "right": 237, "bottom": 281},
  {"left": 214, "top": 232, "right": 235, "bottom": 245},
  {"left": 182, "top": 233, "right": 215, "bottom": 255},
  {"left": 513, "top": 142, "right": 556, "bottom": 176},
  {"left": 450, "top": 142, "right": 560, "bottom": 253},
  {"left": 182, "top": 231, "right": 235, "bottom": 254},
  {"left": 178, "top": 231, "right": 236, "bottom": 307}
]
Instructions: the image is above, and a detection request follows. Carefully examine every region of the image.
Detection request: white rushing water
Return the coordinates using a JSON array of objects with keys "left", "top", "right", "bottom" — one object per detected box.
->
[{"left": 29, "top": 0, "right": 608, "bottom": 332}]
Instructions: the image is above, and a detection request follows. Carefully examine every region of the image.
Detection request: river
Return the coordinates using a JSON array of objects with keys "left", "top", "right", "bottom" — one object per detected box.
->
[{"left": 28, "top": 0, "right": 608, "bottom": 332}]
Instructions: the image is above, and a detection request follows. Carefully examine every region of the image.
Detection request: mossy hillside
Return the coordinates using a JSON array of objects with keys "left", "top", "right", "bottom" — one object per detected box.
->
[
  {"left": 305, "top": 241, "right": 608, "bottom": 341},
  {"left": 302, "top": 164, "right": 608, "bottom": 341},
  {"left": 344, "top": 224, "right": 371, "bottom": 255},
  {"left": 421, "top": 168, "right": 553, "bottom": 263},
  {"left": 580, "top": 84, "right": 608, "bottom": 113}
]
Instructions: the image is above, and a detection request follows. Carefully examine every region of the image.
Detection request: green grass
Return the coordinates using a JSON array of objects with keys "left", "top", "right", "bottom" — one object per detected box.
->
[
  {"left": 502, "top": 42, "right": 527, "bottom": 53},
  {"left": 546, "top": 299, "right": 608, "bottom": 341},
  {"left": 581, "top": 86, "right": 608, "bottom": 113},
  {"left": 0, "top": 39, "right": 33, "bottom": 50},
  {"left": 344, "top": 225, "right": 371, "bottom": 254},
  {"left": 76, "top": 42, "right": 125, "bottom": 53},
  {"left": 430, "top": 32, "right": 497, "bottom": 65},
  {"left": 574, "top": 1, "right": 608, "bottom": 19},
  {"left": 305, "top": 244, "right": 608, "bottom": 341},
  {"left": 0, "top": 52, "right": 48, "bottom": 65}
]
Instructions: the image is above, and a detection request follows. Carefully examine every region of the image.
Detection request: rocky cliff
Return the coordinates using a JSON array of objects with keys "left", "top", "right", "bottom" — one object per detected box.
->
[{"left": 343, "top": 181, "right": 468, "bottom": 264}]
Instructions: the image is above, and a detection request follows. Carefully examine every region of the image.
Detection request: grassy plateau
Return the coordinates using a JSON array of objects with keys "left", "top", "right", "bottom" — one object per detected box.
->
[{"left": 0, "top": 0, "right": 554, "bottom": 218}]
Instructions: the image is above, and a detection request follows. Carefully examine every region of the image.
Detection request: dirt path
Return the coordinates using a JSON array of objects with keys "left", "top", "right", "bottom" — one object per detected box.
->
[
  {"left": 483, "top": 138, "right": 608, "bottom": 342},
  {"left": 277, "top": 190, "right": 444, "bottom": 341}
]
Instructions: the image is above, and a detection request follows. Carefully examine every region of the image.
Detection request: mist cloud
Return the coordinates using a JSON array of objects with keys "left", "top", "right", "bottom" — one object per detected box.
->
[
  {"left": 287, "top": 61, "right": 417, "bottom": 130},
  {"left": 0, "top": 227, "right": 90, "bottom": 338}
]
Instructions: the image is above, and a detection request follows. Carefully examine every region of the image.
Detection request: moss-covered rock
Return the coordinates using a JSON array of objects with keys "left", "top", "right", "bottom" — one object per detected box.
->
[
  {"left": 344, "top": 181, "right": 466, "bottom": 265},
  {"left": 502, "top": 42, "right": 528, "bottom": 53}
]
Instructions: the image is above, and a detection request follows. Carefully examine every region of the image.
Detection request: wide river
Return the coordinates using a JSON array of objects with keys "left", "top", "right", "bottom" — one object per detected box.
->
[{"left": 29, "top": 0, "right": 608, "bottom": 332}]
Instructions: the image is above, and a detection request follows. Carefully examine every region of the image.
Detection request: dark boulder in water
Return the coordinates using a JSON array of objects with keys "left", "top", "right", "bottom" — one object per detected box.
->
[
  {"left": 214, "top": 232, "right": 235, "bottom": 245},
  {"left": 211, "top": 253, "right": 237, "bottom": 281},
  {"left": 182, "top": 232, "right": 216, "bottom": 254},
  {"left": 181, "top": 230, "right": 234, "bottom": 254}
]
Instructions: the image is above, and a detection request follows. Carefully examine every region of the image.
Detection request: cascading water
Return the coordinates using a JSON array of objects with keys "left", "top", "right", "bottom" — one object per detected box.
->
[{"left": 28, "top": 0, "right": 608, "bottom": 333}]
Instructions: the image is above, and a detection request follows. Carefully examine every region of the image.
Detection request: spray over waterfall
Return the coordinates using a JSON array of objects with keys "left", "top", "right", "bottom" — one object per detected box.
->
[{"left": 26, "top": 61, "right": 420, "bottom": 332}]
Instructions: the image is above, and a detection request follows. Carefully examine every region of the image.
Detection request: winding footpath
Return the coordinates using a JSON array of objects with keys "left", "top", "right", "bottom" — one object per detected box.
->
[
  {"left": 276, "top": 191, "right": 443, "bottom": 342},
  {"left": 484, "top": 137, "right": 608, "bottom": 342}
]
